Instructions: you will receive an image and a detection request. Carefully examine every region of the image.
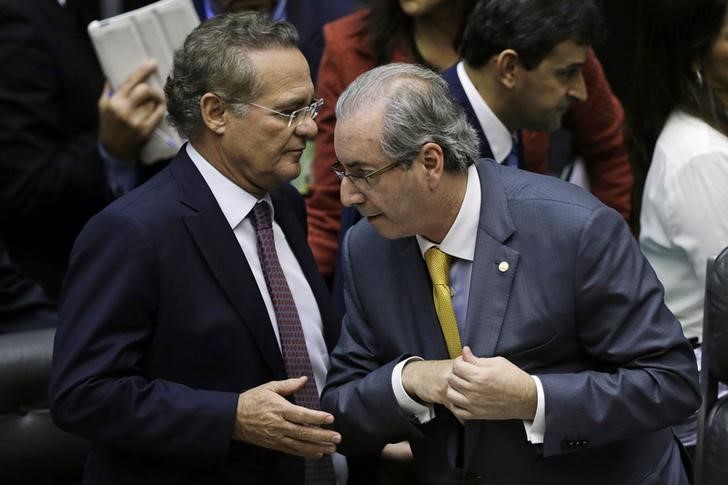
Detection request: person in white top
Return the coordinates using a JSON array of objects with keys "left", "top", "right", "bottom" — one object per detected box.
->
[{"left": 631, "top": 0, "right": 728, "bottom": 449}]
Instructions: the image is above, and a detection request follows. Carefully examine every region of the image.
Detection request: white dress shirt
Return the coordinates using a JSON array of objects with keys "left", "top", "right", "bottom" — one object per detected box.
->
[
  {"left": 391, "top": 165, "right": 545, "bottom": 443},
  {"left": 457, "top": 61, "right": 514, "bottom": 163},
  {"left": 640, "top": 110, "right": 728, "bottom": 340},
  {"left": 187, "top": 144, "right": 347, "bottom": 483}
]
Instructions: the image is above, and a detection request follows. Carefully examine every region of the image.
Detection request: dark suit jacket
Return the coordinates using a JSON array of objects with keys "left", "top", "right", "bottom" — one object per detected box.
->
[
  {"left": 49, "top": 148, "right": 339, "bottom": 484},
  {"left": 0, "top": 0, "right": 113, "bottom": 297},
  {"left": 322, "top": 160, "right": 700, "bottom": 484}
]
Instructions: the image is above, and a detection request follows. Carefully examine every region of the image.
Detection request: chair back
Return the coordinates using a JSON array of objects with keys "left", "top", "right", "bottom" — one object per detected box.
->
[
  {"left": 0, "top": 328, "right": 88, "bottom": 483},
  {"left": 695, "top": 246, "right": 728, "bottom": 485}
]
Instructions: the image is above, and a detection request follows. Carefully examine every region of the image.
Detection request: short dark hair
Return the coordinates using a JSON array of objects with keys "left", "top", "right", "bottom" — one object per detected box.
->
[
  {"left": 165, "top": 12, "right": 299, "bottom": 139},
  {"left": 461, "top": 0, "right": 604, "bottom": 69}
]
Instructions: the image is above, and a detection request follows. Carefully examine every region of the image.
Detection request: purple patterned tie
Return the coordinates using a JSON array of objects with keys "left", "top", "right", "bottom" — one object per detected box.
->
[{"left": 250, "top": 202, "right": 336, "bottom": 485}]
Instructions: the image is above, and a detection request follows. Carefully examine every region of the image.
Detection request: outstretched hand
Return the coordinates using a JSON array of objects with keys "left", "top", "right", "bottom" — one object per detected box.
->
[{"left": 233, "top": 376, "right": 341, "bottom": 458}]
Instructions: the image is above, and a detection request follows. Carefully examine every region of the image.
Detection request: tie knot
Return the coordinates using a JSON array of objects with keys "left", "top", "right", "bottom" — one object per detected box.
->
[
  {"left": 425, "top": 247, "right": 451, "bottom": 286},
  {"left": 251, "top": 201, "right": 272, "bottom": 231}
]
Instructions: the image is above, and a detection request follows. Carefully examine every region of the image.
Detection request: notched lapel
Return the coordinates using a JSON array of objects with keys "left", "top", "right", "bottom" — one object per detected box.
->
[
  {"left": 171, "top": 152, "right": 287, "bottom": 380},
  {"left": 463, "top": 229, "right": 519, "bottom": 358},
  {"left": 183, "top": 211, "right": 287, "bottom": 380}
]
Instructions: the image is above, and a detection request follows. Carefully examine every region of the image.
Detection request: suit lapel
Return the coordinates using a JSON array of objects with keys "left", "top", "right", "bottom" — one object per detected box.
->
[
  {"left": 171, "top": 150, "right": 287, "bottom": 380},
  {"left": 462, "top": 161, "right": 520, "bottom": 469}
]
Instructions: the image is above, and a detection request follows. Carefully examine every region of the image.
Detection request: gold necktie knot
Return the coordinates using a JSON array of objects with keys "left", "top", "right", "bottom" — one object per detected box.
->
[{"left": 425, "top": 247, "right": 462, "bottom": 358}]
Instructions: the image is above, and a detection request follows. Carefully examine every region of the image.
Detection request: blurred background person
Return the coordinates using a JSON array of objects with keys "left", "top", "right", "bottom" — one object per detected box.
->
[
  {"left": 0, "top": 0, "right": 165, "bottom": 297},
  {"left": 629, "top": 0, "right": 728, "bottom": 453},
  {"left": 189, "top": 0, "right": 363, "bottom": 85},
  {"left": 306, "top": 0, "right": 633, "bottom": 282}
]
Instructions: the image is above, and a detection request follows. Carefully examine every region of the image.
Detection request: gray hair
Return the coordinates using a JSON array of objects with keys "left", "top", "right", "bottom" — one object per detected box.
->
[
  {"left": 165, "top": 11, "right": 299, "bottom": 139},
  {"left": 336, "top": 63, "right": 479, "bottom": 172}
]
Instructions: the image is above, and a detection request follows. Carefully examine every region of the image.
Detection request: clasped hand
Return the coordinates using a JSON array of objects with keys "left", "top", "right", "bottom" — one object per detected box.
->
[
  {"left": 403, "top": 346, "right": 537, "bottom": 422},
  {"left": 233, "top": 376, "right": 341, "bottom": 459}
]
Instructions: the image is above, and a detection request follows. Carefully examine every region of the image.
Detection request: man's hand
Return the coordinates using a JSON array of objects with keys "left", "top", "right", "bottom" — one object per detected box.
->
[
  {"left": 98, "top": 59, "right": 166, "bottom": 161},
  {"left": 446, "top": 346, "right": 537, "bottom": 422},
  {"left": 233, "top": 376, "right": 341, "bottom": 458},
  {"left": 401, "top": 359, "right": 452, "bottom": 405}
]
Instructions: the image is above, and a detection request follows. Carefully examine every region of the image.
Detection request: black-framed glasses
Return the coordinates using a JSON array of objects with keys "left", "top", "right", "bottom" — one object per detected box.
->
[
  {"left": 248, "top": 98, "right": 324, "bottom": 128},
  {"left": 330, "top": 159, "right": 403, "bottom": 189}
]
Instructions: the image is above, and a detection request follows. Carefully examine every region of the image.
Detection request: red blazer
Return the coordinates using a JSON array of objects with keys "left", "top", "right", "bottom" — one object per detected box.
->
[{"left": 306, "top": 9, "right": 633, "bottom": 277}]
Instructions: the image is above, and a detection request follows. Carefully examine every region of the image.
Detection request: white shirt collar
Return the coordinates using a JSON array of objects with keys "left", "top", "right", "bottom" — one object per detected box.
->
[
  {"left": 186, "top": 143, "right": 271, "bottom": 228},
  {"left": 417, "top": 164, "right": 481, "bottom": 262},
  {"left": 456, "top": 61, "right": 513, "bottom": 163}
]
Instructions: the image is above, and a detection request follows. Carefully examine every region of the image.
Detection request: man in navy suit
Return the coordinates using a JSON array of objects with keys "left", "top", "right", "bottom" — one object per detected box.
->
[
  {"left": 50, "top": 12, "right": 345, "bottom": 483},
  {"left": 321, "top": 62, "right": 699, "bottom": 484},
  {"left": 442, "top": 0, "right": 591, "bottom": 164}
]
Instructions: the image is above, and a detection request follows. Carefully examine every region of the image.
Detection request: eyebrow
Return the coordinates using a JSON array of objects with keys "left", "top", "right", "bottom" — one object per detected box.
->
[{"left": 274, "top": 95, "right": 315, "bottom": 112}]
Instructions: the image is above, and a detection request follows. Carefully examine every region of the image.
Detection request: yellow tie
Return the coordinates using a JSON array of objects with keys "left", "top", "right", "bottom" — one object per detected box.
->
[{"left": 425, "top": 247, "right": 462, "bottom": 358}]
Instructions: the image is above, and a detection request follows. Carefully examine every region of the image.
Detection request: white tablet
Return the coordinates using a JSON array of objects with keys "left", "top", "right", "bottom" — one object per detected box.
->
[{"left": 88, "top": 0, "right": 200, "bottom": 164}]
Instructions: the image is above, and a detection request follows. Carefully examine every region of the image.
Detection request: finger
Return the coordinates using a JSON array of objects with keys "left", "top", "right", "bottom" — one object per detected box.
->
[
  {"left": 283, "top": 422, "right": 341, "bottom": 445},
  {"left": 446, "top": 385, "right": 470, "bottom": 410},
  {"left": 283, "top": 402, "right": 336, "bottom": 427},
  {"left": 451, "top": 355, "right": 477, "bottom": 380},
  {"left": 266, "top": 376, "right": 308, "bottom": 396},
  {"left": 277, "top": 435, "right": 338, "bottom": 458},
  {"left": 461, "top": 346, "right": 478, "bottom": 364},
  {"left": 127, "top": 82, "right": 165, "bottom": 107},
  {"left": 448, "top": 403, "right": 470, "bottom": 424},
  {"left": 98, "top": 82, "right": 113, "bottom": 106},
  {"left": 447, "top": 370, "right": 471, "bottom": 392},
  {"left": 136, "top": 103, "right": 167, "bottom": 138},
  {"left": 116, "top": 59, "right": 158, "bottom": 95}
]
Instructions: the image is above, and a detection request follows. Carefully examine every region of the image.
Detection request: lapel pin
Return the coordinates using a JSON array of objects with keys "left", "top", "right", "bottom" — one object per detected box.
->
[{"left": 498, "top": 261, "right": 509, "bottom": 273}]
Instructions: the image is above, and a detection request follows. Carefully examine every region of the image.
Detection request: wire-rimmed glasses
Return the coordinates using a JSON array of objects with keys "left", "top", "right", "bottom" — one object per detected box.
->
[
  {"left": 330, "top": 159, "right": 403, "bottom": 190},
  {"left": 248, "top": 98, "right": 324, "bottom": 128}
]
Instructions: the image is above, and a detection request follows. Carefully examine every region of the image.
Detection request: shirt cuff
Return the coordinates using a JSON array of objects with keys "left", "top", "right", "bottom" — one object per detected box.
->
[
  {"left": 523, "top": 375, "right": 545, "bottom": 443},
  {"left": 98, "top": 141, "right": 137, "bottom": 196},
  {"left": 391, "top": 357, "right": 435, "bottom": 424}
]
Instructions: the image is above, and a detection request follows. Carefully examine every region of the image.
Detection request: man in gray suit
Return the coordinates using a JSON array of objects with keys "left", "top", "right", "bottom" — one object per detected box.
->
[{"left": 320, "top": 63, "right": 700, "bottom": 484}]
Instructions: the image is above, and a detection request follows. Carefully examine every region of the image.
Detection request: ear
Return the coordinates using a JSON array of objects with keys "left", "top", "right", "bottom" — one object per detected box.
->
[
  {"left": 200, "top": 93, "right": 228, "bottom": 135},
  {"left": 494, "top": 49, "right": 519, "bottom": 90},
  {"left": 420, "top": 142, "right": 445, "bottom": 190}
]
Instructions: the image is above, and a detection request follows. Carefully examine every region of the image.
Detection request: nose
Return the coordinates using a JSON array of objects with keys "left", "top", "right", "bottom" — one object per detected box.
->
[
  {"left": 567, "top": 71, "right": 588, "bottom": 103},
  {"left": 339, "top": 176, "right": 366, "bottom": 208},
  {"left": 295, "top": 114, "right": 319, "bottom": 138}
]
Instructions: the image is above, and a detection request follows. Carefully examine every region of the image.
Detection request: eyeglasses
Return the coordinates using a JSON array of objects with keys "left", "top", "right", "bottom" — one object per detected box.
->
[
  {"left": 248, "top": 98, "right": 324, "bottom": 128},
  {"left": 330, "top": 159, "right": 403, "bottom": 189}
]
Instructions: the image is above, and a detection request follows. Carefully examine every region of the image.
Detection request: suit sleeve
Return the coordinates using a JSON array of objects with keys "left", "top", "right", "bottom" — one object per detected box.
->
[
  {"left": 49, "top": 209, "right": 238, "bottom": 467},
  {"left": 564, "top": 50, "right": 633, "bottom": 221},
  {"left": 321, "top": 228, "right": 426, "bottom": 455},
  {"left": 0, "top": 4, "right": 111, "bottom": 224},
  {"left": 537, "top": 206, "right": 700, "bottom": 457}
]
